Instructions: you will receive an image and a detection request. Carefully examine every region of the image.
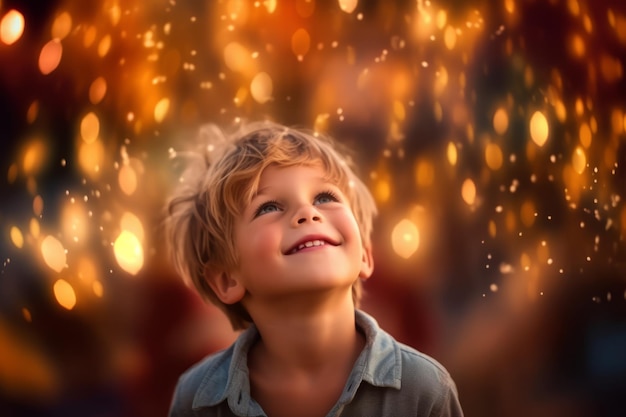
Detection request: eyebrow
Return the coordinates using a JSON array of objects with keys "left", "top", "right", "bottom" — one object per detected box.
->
[{"left": 252, "top": 175, "right": 333, "bottom": 199}]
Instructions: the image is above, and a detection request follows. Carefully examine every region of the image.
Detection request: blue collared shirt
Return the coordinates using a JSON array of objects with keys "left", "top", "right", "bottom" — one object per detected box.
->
[{"left": 169, "top": 310, "right": 464, "bottom": 416}]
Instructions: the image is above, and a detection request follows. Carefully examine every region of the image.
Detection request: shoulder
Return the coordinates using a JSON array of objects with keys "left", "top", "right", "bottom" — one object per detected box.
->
[
  {"left": 397, "top": 342, "right": 456, "bottom": 391},
  {"left": 169, "top": 346, "right": 235, "bottom": 416}
]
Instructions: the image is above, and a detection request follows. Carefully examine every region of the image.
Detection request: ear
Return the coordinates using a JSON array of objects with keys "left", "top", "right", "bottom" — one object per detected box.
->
[
  {"left": 358, "top": 245, "right": 374, "bottom": 280},
  {"left": 205, "top": 267, "right": 246, "bottom": 305}
]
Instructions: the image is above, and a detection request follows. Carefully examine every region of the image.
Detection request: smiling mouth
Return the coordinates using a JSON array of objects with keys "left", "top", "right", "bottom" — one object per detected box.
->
[{"left": 288, "top": 239, "right": 331, "bottom": 254}]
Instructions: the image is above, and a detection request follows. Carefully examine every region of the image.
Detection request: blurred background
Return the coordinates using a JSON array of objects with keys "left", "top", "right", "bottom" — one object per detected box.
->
[{"left": 1, "top": 0, "right": 625, "bottom": 416}]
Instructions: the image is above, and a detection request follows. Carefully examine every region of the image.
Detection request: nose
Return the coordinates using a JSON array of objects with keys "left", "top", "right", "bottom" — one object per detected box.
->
[{"left": 292, "top": 204, "right": 322, "bottom": 226}]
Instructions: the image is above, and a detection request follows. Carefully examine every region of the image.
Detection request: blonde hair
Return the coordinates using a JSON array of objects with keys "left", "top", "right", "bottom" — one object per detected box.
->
[{"left": 166, "top": 121, "right": 377, "bottom": 329}]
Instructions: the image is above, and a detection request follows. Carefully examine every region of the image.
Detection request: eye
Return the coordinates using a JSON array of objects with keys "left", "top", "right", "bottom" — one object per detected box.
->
[
  {"left": 254, "top": 200, "right": 281, "bottom": 217},
  {"left": 314, "top": 191, "right": 339, "bottom": 205}
]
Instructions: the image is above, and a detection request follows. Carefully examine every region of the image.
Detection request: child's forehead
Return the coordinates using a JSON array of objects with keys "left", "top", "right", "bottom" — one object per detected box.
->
[{"left": 243, "top": 161, "right": 342, "bottom": 199}]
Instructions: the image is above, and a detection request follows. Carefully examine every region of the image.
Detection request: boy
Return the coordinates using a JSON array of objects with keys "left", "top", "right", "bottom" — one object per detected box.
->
[{"left": 166, "top": 121, "right": 463, "bottom": 417}]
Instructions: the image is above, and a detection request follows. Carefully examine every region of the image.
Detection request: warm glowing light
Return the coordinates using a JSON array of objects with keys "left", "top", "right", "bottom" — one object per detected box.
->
[
  {"left": 263, "top": 0, "right": 277, "bottom": 13},
  {"left": 415, "top": 160, "right": 434, "bottom": 187},
  {"left": 375, "top": 179, "right": 390, "bottom": 203},
  {"left": 98, "top": 34, "right": 111, "bottom": 57},
  {"left": 554, "top": 100, "right": 567, "bottom": 122},
  {"left": 10, "top": 226, "right": 24, "bottom": 248},
  {"left": 338, "top": 0, "right": 358, "bottom": 14},
  {"left": 520, "top": 200, "right": 536, "bottom": 227},
  {"left": 33, "top": 195, "right": 44, "bottom": 216},
  {"left": 291, "top": 28, "right": 311, "bottom": 58},
  {"left": 51, "top": 11, "right": 72, "bottom": 40},
  {"left": 83, "top": 25, "right": 97, "bottom": 47},
  {"left": 296, "top": 0, "right": 315, "bottom": 17},
  {"left": 579, "top": 123, "right": 592, "bottom": 148},
  {"left": 30, "top": 218, "right": 40, "bottom": 238},
  {"left": 391, "top": 219, "right": 420, "bottom": 259},
  {"left": 250, "top": 72, "right": 273, "bottom": 104},
  {"left": 447, "top": 142, "right": 458, "bottom": 166},
  {"left": 393, "top": 100, "right": 406, "bottom": 121},
  {"left": 62, "top": 202, "right": 88, "bottom": 243},
  {"left": 493, "top": 107, "right": 509, "bottom": 134},
  {"left": 93, "top": 280, "right": 104, "bottom": 297},
  {"left": 1, "top": 9, "right": 25, "bottom": 45},
  {"left": 444, "top": 26, "right": 456, "bottom": 50},
  {"left": 113, "top": 230, "right": 144, "bottom": 276},
  {"left": 485, "top": 143, "right": 503, "bottom": 170},
  {"left": 38, "top": 39, "right": 63, "bottom": 75},
  {"left": 433, "top": 67, "right": 448, "bottom": 97},
  {"left": 504, "top": 0, "right": 515, "bottom": 14},
  {"left": 120, "top": 212, "right": 145, "bottom": 243},
  {"left": 572, "top": 146, "right": 586, "bottom": 174},
  {"left": 41, "top": 235, "right": 66, "bottom": 273},
  {"left": 461, "top": 178, "right": 476, "bottom": 205},
  {"left": 567, "top": 0, "right": 580, "bottom": 16},
  {"left": 53, "top": 279, "right": 76, "bottom": 310},
  {"left": 89, "top": 77, "right": 107, "bottom": 104},
  {"left": 78, "top": 139, "right": 104, "bottom": 179},
  {"left": 224, "top": 42, "right": 254, "bottom": 74},
  {"left": 23, "top": 140, "right": 46, "bottom": 175},
  {"left": 570, "top": 33, "right": 585, "bottom": 58},
  {"left": 154, "top": 98, "right": 170, "bottom": 123},
  {"left": 118, "top": 164, "right": 138, "bottom": 195},
  {"left": 80, "top": 112, "right": 100, "bottom": 144},
  {"left": 27, "top": 101, "right": 39, "bottom": 124},
  {"left": 529, "top": 111, "right": 549, "bottom": 147}
]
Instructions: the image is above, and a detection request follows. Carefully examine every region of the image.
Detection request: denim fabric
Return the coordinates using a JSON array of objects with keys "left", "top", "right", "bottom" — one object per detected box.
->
[{"left": 169, "top": 310, "right": 464, "bottom": 417}]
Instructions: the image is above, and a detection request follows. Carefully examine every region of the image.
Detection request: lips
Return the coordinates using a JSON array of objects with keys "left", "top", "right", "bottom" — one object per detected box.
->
[{"left": 285, "top": 235, "right": 339, "bottom": 254}]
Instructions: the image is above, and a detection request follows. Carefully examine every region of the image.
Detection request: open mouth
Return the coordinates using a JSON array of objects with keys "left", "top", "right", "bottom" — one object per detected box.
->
[{"left": 286, "top": 237, "right": 339, "bottom": 254}]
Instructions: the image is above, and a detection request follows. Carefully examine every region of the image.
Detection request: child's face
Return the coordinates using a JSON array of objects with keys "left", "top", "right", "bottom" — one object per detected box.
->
[{"left": 230, "top": 163, "right": 372, "bottom": 303}]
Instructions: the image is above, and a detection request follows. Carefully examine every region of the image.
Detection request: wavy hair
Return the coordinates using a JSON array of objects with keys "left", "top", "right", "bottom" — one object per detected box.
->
[{"left": 165, "top": 121, "right": 377, "bottom": 329}]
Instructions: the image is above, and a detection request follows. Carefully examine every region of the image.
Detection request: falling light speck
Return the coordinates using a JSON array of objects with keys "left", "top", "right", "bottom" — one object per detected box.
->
[
  {"left": 291, "top": 28, "right": 311, "bottom": 58},
  {"left": 461, "top": 178, "right": 477, "bottom": 205},
  {"left": 224, "top": 42, "right": 254, "bottom": 74},
  {"left": 118, "top": 165, "right": 138, "bottom": 196},
  {"left": 97, "top": 34, "right": 111, "bottom": 57},
  {"left": 53, "top": 279, "right": 76, "bottom": 310},
  {"left": 263, "top": 0, "right": 277, "bottom": 13},
  {"left": 391, "top": 219, "right": 420, "bottom": 259},
  {"left": 530, "top": 111, "right": 549, "bottom": 147},
  {"left": 23, "top": 140, "right": 46, "bottom": 175},
  {"left": 485, "top": 143, "right": 503, "bottom": 170},
  {"left": 51, "top": 11, "right": 72, "bottom": 40},
  {"left": 444, "top": 26, "right": 456, "bottom": 50},
  {"left": 120, "top": 212, "right": 145, "bottom": 243},
  {"left": 80, "top": 112, "right": 100, "bottom": 144},
  {"left": 38, "top": 39, "right": 63, "bottom": 75},
  {"left": 89, "top": 77, "right": 107, "bottom": 104},
  {"left": 447, "top": 142, "right": 458, "bottom": 166},
  {"left": 41, "top": 235, "right": 66, "bottom": 273},
  {"left": 338, "top": 0, "right": 358, "bottom": 14},
  {"left": 113, "top": 230, "right": 144, "bottom": 276},
  {"left": 92, "top": 280, "right": 104, "bottom": 297},
  {"left": 78, "top": 139, "right": 104, "bottom": 179},
  {"left": 493, "top": 107, "right": 509, "bottom": 134},
  {"left": 10, "top": 226, "right": 24, "bottom": 249},
  {"left": 0, "top": 9, "right": 25, "bottom": 45},
  {"left": 572, "top": 146, "right": 587, "bottom": 174},
  {"left": 154, "top": 98, "right": 170, "bottom": 123},
  {"left": 250, "top": 72, "right": 273, "bottom": 104},
  {"left": 579, "top": 122, "right": 592, "bottom": 148}
]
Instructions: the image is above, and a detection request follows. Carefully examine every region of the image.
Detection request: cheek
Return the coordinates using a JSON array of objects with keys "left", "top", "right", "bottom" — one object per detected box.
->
[{"left": 237, "top": 223, "right": 282, "bottom": 261}]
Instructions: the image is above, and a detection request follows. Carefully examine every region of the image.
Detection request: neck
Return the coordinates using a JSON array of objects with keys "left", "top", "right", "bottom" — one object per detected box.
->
[{"left": 247, "top": 292, "right": 363, "bottom": 374}]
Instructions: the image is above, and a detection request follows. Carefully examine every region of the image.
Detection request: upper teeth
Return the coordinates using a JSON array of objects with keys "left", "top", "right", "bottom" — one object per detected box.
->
[{"left": 292, "top": 240, "right": 325, "bottom": 253}]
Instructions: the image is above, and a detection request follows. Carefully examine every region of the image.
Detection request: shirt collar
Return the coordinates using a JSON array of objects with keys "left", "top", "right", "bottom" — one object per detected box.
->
[{"left": 192, "top": 310, "right": 402, "bottom": 414}]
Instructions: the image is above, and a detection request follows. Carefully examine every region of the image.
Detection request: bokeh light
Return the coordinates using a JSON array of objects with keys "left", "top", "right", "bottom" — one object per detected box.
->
[{"left": 1, "top": 1, "right": 625, "bottom": 416}]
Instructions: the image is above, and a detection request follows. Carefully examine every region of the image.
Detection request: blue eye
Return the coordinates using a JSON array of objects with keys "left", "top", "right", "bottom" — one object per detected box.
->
[
  {"left": 254, "top": 200, "right": 281, "bottom": 217},
  {"left": 314, "top": 191, "right": 339, "bottom": 205}
]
